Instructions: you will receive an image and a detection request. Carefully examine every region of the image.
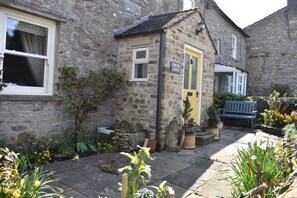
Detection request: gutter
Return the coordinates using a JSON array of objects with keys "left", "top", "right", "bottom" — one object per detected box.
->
[{"left": 155, "top": 31, "right": 165, "bottom": 151}]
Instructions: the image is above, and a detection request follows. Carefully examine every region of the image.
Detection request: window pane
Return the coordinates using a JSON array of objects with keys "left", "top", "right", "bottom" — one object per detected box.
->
[
  {"left": 183, "top": 54, "right": 190, "bottom": 89},
  {"left": 3, "top": 54, "right": 44, "bottom": 87},
  {"left": 134, "top": 63, "right": 148, "bottom": 78},
  {"left": 136, "top": 50, "right": 146, "bottom": 59},
  {"left": 191, "top": 57, "right": 197, "bottom": 90},
  {"left": 6, "top": 18, "right": 48, "bottom": 55}
]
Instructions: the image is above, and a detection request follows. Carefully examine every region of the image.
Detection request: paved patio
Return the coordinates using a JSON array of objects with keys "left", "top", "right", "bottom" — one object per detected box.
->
[{"left": 44, "top": 127, "right": 282, "bottom": 198}]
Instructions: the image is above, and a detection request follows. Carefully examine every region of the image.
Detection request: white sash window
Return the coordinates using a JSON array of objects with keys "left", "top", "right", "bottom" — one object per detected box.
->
[{"left": 0, "top": 7, "right": 56, "bottom": 95}]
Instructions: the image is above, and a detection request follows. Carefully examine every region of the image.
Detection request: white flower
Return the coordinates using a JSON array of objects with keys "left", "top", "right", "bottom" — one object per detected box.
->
[{"left": 251, "top": 155, "right": 257, "bottom": 160}]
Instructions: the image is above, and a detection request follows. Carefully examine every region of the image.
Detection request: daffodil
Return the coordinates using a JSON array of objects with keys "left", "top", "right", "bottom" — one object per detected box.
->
[{"left": 34, "top": 180, "right": 41, "bottom": 188}]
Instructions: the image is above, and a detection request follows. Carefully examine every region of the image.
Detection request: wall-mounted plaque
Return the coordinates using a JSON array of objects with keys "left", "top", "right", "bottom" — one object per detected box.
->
[{"left": 170, "top": 61, "right": 181, "bottom": 74}]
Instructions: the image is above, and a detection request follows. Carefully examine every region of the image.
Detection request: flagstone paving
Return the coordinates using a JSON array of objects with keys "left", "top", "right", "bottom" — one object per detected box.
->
[{"left": 44, "top": 127, "right": 282, "bottom": 198}]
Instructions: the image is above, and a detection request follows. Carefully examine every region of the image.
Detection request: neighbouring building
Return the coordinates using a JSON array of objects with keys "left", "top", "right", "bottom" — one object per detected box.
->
[
  {"left": 244, "top": 0, "right": 297, "bottom": 96},
  {"left": 202, "top": 0, "right": 249, "bottom": 96}
]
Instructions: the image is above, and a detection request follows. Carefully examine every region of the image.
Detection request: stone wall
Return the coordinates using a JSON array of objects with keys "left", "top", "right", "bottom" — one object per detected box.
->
[
  {"left": 161, "top": 11, "right": 216, "bottom": 147},
  {"left": 244, "top": 4, "right": 297, "bottom": 96},
  {"left": 203, "top": 0, "right": 247, "bottom": 71},
  {"left": 115, "top": 34, "right": 161, "bottom": 140},
  {"left": 0, "top": 0, "right": 181, "bottom": 142}
]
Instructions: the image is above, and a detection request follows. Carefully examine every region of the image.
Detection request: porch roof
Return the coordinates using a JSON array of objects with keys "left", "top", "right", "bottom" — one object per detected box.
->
[
  {"left": 114, "top": 9, "right": 196, "bottom": 38},
  {"left": 215, "top": 64, "right": 248, "bottom": 74}
]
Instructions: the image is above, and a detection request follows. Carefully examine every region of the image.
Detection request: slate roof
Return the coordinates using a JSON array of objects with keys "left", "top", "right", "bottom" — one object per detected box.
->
[{"left": 114, "top": 9, "right": 196, "bottom": 38}]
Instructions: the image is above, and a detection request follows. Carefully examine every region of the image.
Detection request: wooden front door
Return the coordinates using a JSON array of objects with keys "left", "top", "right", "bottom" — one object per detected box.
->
[{"left": 183, "top": 48, "right": 201, "bottom": 123}]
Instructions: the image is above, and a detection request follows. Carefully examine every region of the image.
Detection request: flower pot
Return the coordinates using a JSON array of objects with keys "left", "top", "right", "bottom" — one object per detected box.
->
[
  {"left": 182, "top": 134, "right": 196, "bottom": 149},
  {"left": 146, "top": 140, "right": 157, "bottom": 152},
  {"left": 205, "top": 127, "right": 220, "bottom": 140}
]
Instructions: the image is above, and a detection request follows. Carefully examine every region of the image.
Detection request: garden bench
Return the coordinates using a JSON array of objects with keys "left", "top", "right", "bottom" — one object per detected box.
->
[{"left": 220, "top": 100, "right": 257, "bottom": 129}]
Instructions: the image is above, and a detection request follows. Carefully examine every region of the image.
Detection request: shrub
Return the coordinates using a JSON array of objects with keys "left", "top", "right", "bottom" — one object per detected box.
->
[
  {"left": 0, "top": 147, "right": 63, "bottom": 198},
  {"left": 57, "top": 66, "right": 128, "bottom": 136},
  {"left": 262, "top": 109, "right": 292, "bottom": 128},
  {"left": 270, "top": 84, "right": 291, "bottom": 97},
  {"left": 182, "top": 96, "right": 196, "bottom": 134},
  {"left": 213, "top": 91, "right": 246, "bottom": 109},
  {"left": 207, "top": 105, "right": 220, "bottom": 127},
  {"left": 225, "top": 142, "right": 288, "bottom": 197}
]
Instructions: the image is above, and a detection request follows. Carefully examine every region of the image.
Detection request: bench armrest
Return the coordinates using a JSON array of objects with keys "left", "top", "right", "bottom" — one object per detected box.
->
[{"left": 251, "top": 110, "right": 257, "bottom": 114}]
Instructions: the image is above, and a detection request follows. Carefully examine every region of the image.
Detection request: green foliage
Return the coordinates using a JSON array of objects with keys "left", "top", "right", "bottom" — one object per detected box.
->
[
  {"left": 207, "top": 105, "right": 221, "bottom": 127},
  {"left": 57, "top": 66, "right": 128, "bottom": 132},
  {"left": 283, "top": 123, "right": 297, "bottom": 142},
  {"left": 261, "top": 91, "right": 292, "bottom": 128},
  {"left": 97, "top": 142, "right": 115, "bottom": 153},
  {"left": 118, "top": 146, "right": 172, "bottom": 198},
  {"left": 0, "top": 147, "right": 63, "bottom": 198},
  {"left": 213, "top": 91, "right": 246, "bottom": 109},
  {"left": 270, "top": 84, "right": 290, "bottom": 97},
  {"left": 182, "top": 96, "right": 196, "bottom": 134},
  {"left": 118, "top": 146, "right": 152, "bottom": 196},
  {"left": 275, "top": 142, "right": 297, "bottom": 177},
  {"left": 225, "top": 142, "right": 288, "bottom": 197},
  {"left": 101, "top": 160, "right": 118, "bottom": 174}
]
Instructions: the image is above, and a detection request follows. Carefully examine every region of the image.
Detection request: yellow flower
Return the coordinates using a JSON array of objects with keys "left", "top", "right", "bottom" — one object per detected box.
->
[
  {"left": 12, "top": 190, "right": 21, "bottom": 198},
  {"left": 34, "top": 180, "right": 41, "bottom": 188}
]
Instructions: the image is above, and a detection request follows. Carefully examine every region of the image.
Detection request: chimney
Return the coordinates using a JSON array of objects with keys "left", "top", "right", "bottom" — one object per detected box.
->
[{"left": 287, "top": 0, "right": 297, "bottom": 39}]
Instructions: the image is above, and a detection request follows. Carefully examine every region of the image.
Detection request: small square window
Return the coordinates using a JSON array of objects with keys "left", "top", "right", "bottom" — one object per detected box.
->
[{"left": 132, "top": 48, "right": 148, "bottom": 81}]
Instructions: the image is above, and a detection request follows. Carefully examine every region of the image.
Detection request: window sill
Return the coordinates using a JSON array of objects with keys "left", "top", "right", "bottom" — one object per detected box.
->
[
  {"left": 0, "top": 94, "right": 61, "bottom": 102},
  {"left": 130, "top": 79, "right": 148, "bottom": 82}
]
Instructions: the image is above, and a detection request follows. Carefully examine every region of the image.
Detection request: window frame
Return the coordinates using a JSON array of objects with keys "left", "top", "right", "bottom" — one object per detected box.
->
[
  {"left": 231, "top": 34, "right": 237, "bottom": 59},
  {"left": 0, "top": 7, "right": 56, "bottom": 96},
  {"left": 132, "top": 47, "right": 149, "bottom": 81},
  {"left": 217, "top": 38, "right": 222, "bottom": 54}
]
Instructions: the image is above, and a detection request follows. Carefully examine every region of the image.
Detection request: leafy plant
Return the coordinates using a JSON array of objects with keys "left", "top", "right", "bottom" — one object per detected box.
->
[
  {"left": 101, "top": 160, "right": 118, "bottom": 174},
  {"left": 118, "top": 146, "right": 152, "bottom": 196},
  {"left": 0, "top": 147, "right": 63, "bottom": 197},
  {"left": 267, "top": 91, "right": 288, "bottom": 113},
  {"left": 182, "top": 96, "right": 196, "bottom": 134},
  {"left": 207, "top": 104, "right": 221, "bottom": 127},
  {"left": 97, "top": 142, "right": 115, "bottom": 153},
  {"left": 118, "top": 146, "right": 172, "bottom": 198},
  {"left": 283, "top": 123, "right": 297, "bottom": 142},
  {"left": 270, "top": 84, "right": 290, "bottom": 97},
  {"left": 57, "top": 66, "right": 128, "bottom": 138},
  {"left": 261, "top": 109, "right": 292, "bottom": 128},
  {"left": 225, "top": 142, "right": 288, "bottom": 197}
]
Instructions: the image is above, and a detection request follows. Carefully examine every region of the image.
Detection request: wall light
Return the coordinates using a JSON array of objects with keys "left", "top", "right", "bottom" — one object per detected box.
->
[{"left": 195, "top": 20, "right": 205, "bottom": 35}]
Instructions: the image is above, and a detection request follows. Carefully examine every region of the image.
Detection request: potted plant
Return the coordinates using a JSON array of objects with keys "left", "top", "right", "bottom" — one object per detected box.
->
[
  {"left": 205, "top": 104, "right": 222, "bottom": 140},
  {"left": 182, "top": 96, "right": 197, "bottom": 149}
]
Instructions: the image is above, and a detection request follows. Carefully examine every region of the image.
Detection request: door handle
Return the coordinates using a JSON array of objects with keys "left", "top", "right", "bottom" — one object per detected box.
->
[{"left": 196, "top": 91, "right": 199, "bottom": 98}]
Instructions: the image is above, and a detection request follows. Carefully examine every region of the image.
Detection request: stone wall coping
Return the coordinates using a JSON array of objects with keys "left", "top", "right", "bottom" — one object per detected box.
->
[{"left": 0, "top": 95, "right": 61, "bottom": 102}]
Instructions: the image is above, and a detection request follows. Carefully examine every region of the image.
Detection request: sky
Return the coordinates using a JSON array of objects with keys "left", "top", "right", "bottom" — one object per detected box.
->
[{"left": 214, "top": 0, "right": 287, "bottom": 28}]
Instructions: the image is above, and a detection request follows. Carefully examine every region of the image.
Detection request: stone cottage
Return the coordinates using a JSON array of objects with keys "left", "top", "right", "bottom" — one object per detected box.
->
[
  {"left": 0, "top": 0, "right": 183, "bottom": 143},
  {"left": 114, "top": 9, "right": 216, "bottom": 148},
  {"left": 244, "top": 0, "right": 297, "bottom": 96}
]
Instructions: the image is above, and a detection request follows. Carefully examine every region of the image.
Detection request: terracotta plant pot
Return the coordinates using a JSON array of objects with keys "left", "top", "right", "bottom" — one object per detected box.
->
[
  {"left": 182, "top": 134, "right": 196, "bottom": 149},
  {"left": 146, "top": 140, "right": 157, "bottom": 152}
]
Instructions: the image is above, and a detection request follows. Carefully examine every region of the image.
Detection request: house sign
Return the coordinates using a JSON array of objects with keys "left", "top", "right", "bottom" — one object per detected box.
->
[{"left": 170, "top": 61, "right": 181, "bottom": 74}]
